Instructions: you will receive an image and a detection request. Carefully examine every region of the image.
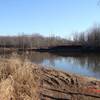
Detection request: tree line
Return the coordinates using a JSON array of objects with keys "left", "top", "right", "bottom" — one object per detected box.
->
[
  {"left": 0, "top": 34, "right": 69, "bottom": 49},
  {"left": 0, "top": 26, "right": 100, "bottom": 49},
  {"left": 72, "top": 26, "right": 100, "bottom": 47}
]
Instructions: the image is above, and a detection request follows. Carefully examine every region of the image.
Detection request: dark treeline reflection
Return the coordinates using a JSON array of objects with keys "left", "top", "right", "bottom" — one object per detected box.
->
[
  {"left": 18, "top": 52, "right": 100, "bottom": 74},
  {"left": 68, "top": 54, "right": 100, "bottom": 72},
  {"left": 18, "top": 52, "right": 61, "bottom": 64},
  {"left": 52, "top": 52, "right": 100, "bottom": 72}
]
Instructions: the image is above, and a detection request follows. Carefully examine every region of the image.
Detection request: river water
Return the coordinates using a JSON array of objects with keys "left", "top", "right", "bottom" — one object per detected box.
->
[{"left": 25, "top": 52, "right": 100, "bottom": 79}]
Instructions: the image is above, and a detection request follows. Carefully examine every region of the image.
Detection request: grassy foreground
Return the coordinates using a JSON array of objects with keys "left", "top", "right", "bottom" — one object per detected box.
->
[
  {"left": 0, "top": 56, "right": 100, "bottom": 100},
  {"left": 0, "top": 57, "right": 40, "bottom": 100}
]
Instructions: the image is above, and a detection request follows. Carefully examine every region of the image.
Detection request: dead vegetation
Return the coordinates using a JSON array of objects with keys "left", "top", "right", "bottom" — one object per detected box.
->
[{"left": 0, "top": 57, "right": 40, "bottom": 100}]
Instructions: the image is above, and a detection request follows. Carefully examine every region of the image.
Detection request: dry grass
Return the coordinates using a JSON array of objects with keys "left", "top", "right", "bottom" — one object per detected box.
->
[{"left": 0, "top": 57, "right": 40, "bottom": 100}]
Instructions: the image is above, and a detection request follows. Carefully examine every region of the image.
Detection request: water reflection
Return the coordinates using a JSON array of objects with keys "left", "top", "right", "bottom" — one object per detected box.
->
[{"left": 19, "top": 52, "right": 100, "bottom": 79}]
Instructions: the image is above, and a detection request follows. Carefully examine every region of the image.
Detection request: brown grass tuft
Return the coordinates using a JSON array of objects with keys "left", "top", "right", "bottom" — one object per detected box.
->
[{"left": 0, "top": 57, "right": 40, "bottom": 100}]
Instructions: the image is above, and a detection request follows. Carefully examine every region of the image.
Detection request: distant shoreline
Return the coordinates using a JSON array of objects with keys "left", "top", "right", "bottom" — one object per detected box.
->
[
  {"left": 31, "top": 45, "right": 100, "bottom": 53},
  {"left": 1, "top": 45, "right": 100, "bottom": 54}
]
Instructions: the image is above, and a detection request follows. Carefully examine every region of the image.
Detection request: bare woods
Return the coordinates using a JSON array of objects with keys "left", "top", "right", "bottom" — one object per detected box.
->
[
  {"left": 0, "top": 34, "right": 68, "bottom": 49},
  {"left": 0, "top": 26, "right": 100, "bottom": 50},
  {"left": 72, "top": 26, "right": 100, "bottom": 46}
]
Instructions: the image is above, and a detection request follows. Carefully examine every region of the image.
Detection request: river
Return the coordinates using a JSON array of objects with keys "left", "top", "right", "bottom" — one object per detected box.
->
[{"left": 22, "top": 52, "right": 100, "bottom": 79}]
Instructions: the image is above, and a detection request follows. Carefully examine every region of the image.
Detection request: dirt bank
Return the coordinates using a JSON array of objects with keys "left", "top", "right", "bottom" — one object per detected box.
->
[{"left": 0, "top": 57, "right": 100, "bottom": 100}]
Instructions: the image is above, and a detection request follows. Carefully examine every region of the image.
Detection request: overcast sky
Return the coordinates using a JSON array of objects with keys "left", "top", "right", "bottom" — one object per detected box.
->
[{"left": 0, "top": 0, "right": 100, "bottom": 38}]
